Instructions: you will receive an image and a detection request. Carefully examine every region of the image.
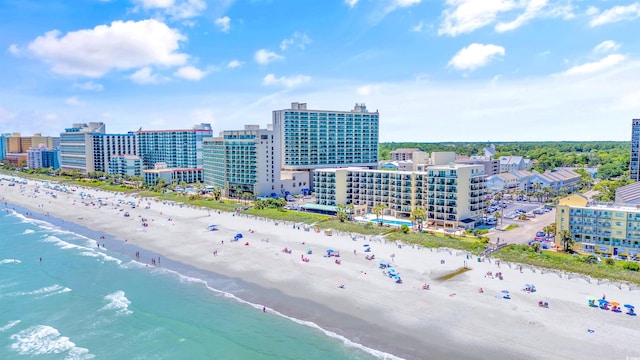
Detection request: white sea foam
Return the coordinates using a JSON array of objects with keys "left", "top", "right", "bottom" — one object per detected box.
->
[
  {"left": 22, "top": 229, "right": 35, "bottom": 234},
  {"left": 0, "top": 320, "right": 21, "bottom": 332},
  {"left": 0, "top": 258, "right": 22, "bottom": 264},
  {"left": 10, "top": 325, "right": 93, "bottom": 358},
  {"left": 101, "top": 290, "right": 132, "bottom": 315},
  {"left": 8, "top": 284, "right": 72, "bottom": 299},
  {"left": 158, "top": 267, "right": 402, "bottom": 359}
]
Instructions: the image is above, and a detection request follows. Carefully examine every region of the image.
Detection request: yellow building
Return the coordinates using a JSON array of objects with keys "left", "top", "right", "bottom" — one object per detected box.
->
[
  {"left": 6, "top": 133, "right": 54, "bottom": 153},
  {"left": 556, "top": 194, "right": 640, "bottom": 258}
]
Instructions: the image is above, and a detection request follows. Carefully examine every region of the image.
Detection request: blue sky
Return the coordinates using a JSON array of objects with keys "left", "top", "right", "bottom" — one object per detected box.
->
[{"left": 1, "top": 0, "right": 639, "bottom": 142}]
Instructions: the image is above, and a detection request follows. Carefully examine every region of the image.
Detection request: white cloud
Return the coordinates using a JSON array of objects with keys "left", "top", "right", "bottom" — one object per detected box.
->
[
  {"left": 585, "top": 6, "right": 599, "bottom": 16},
  {"left": 44, "top": 113, "right": 58, "bottom": 121},
  {"left": 134, "top": 0, "right": 206, "bottom": 19},
  {"left": 262, "top": 73, "right": 311, "bottom": 88},
  {"left": 254, "top": 49, "right": 284, "bottom": 65},
  {"left": 594, "top": 40, "right": 620, "bottom": 53},
  {"left": 448, "top": 43, "right": 505, "bottom": 72},
  {"left": 130, "top": 67, "right": 160, "bottom": 84},
  {"left": 215, "top": 16, "right": 231, "bottom": 32},
  {"left": 357, "top": 84, "right": 382, "bottom": 96},
  {"left": 589, "top": 3, "right": 640, "bottom": 27},
  {"left": 73, "top": 81, "right": 104, "bottom": 91},
  {"left": 173, "top": 65, "right": 208, "bottom": 80},
  {"left": 227, "top": 59, "right": 243, "bottom": 68},
  {"left": 8, "top": 44, "right": 21, "bottom": 55},
  {"left": 562, "top": 54, "right": 626, "bottom": 76},
  {"left": 411, "top": 21, "right": 424, "bottom": 32},
  {"left": 495, "top": 0, "right": 547, "bottom": 33},
  {"left": 439, "top": 0, "right": 516, "bottom": 36},
  {"left": 65, "top": 96, "right": 85, "bottom": 106},
  {"left": 439, "top": 0, "right": 571, "bottom": 36},
  {"left": 280, "top": 32, "right": 312, "bottom": 51},
  {"left": 26, "top": 19, "right": 187, "bottom": 78},
  {"left": 345, "top": 0, "right": 358, "bottom": 7}
]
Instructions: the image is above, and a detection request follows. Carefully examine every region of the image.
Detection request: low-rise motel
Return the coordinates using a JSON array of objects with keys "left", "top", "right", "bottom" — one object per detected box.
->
[{"left": 556, "top": 194, "right": 640, "bottom": 258}]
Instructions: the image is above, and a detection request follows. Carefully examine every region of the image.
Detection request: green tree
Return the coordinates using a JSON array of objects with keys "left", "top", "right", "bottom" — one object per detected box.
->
[
  {"left": 372, "top": 203, "right": 388, "bottom": 225},
  {"left": 410, "top": 207, "right": 426, "bottom": 231},
  {"left": 336, "top": 204, "right": 349, "bottom": 223},
  {"left": 559, "top": 229, "right": 574, "bottom": 252}
]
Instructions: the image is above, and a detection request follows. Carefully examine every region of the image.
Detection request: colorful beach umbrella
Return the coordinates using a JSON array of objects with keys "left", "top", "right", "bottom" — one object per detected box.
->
[
  {"left": 610, "top": 301, "right": 620, "bottom": 307},
  {"left": 363, "top": 244, "right": 370, "bottom": 247},
  {"left": 624, "top": 304, "right": 634, "bottom": 309},
  {"left": 326, "top": 249, "right": 334, "bottom": 253}
]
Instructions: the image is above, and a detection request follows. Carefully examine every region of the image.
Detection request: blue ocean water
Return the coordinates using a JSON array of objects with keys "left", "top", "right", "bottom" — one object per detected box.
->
[{"left": 0, "top": 209, "right": 384, "bottom": 360}]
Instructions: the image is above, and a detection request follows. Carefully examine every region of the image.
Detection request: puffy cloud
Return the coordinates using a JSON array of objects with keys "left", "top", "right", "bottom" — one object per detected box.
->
[
  {"left": 65, "top": 96, "right": 85, "bottom": 106},
  {"left": 448, "top": 43, "right": 505, "bottom": 72},
  {"left": 594, "top": 40, "right": 620, "bottom": 53},
  {"left": 562, "top": 54, "right": 626, "bottom": 76},
  {"left": 173, "top": 65, "right": 208, "bottom": 80},
  {"left": 130, "top": 67, "right": 160, "bottom": 84},
  {"left": 254, "top": 49, "right": 284, "bottom": 65},
  {"left": 8, "top": 44, "right": 21, "bottom": 55},
  {"left": 280, "top": 32, "right": 311, "bottom": 51},
  {"left": 215, "top": 16, "right": 231, "bottom": 32},
  {"left": 73, "top": 81, "right": 104, "bottom": 91},
  {"left": 262, "top": 73, "right": 311, "bottom": 88},
  {"left": 589, "top": 3, "right": 640, "bottom": 27},
  {"left": 345, "top": 0, "right": 358, "bottom": 7},
  {"left": 26, "top": 19, "right": 188, "bottom": 78},
  {"left": 134, "top": 0, "right": 206, "bottom": 19},
  {"left": 227, "top": 59, "right": 243, "bottom": 68}
]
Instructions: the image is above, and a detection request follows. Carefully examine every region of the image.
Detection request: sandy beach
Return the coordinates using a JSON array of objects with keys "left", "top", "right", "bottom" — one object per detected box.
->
[{"left": 1, "top": 176, "right": 639, "bottom": 360}]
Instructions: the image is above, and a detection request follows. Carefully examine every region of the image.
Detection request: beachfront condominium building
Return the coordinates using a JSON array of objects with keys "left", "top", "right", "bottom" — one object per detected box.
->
[
  {"left": 59, "top": 123, "right": 136, "bottom": 173},
  {"left": 203, "top": 125, "right": 309, "bottom": 198},
  {"left": 0, "top": 134, "right": 9, "bottom": 160},
  {"left": 136, "top": 124, "right": 213, "bottom": 170},
  {"left": 271, "top": 103, "right": 379, "bottom": 185},
  {"left": 556, "top": 193, "right": 640, "bottom": 259},
  {"left": 631, "top": 119, "right": 640, "bottom": 181},
  {"left": 314, "top": 164, "right": 487, "bottom": 229},
  {"left": 143, "top": 162, "right": 203, "bottom": 185},
  {"left": 108, "top": 155, "right": 142, "bottom": 177},
  {"left": 60, "top": 123, "right": 106, "bottom": 172},
  {"left": 27, "top": 144, "right": 60, "bottom": 170}
]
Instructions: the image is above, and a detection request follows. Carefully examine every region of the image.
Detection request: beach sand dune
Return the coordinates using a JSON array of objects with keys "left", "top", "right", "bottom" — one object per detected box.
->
[{"left": 2, "top": 178, "right": 639, "bottom": 360}]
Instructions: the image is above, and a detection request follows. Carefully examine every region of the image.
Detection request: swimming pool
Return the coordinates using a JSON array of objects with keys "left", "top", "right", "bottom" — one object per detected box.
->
[{"left": 368, "top": 218, "right": 413, "bottom": 227}]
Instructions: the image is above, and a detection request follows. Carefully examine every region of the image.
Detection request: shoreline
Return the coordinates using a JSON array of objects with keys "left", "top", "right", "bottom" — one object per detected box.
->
[{"left": 2, "top": 177, "right": 639, "bottom": 360}]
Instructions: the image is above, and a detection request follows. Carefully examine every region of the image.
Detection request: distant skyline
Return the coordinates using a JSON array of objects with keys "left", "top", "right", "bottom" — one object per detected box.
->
[{"left": 1, "top": 0, "right": 639, "bottom": 142}]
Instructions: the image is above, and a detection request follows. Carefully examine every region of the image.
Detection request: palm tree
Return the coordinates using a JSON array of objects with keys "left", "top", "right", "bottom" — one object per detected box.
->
[
  {"left": 493, "top": 211, "right": 503, "bottom": 226},
  {"left": 410, "top": 207, "right": 426, "bottom": 231},
  {"left": 559, "top": 229, "right": 574, "bottom": 252},
  {"left": 372, "top": 203, "right": 388, "bottom": 226},
  {"left": 532, "top": 183, "right": 542, "bottom": 202},
  {"left": 336, "top": 204, "right": 349, "bottom": 222}
]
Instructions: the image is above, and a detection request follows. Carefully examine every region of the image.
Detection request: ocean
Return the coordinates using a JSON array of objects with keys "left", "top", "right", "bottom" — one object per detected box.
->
[{"left": 0, "top": 208, "right": 387, "bottom": 360}]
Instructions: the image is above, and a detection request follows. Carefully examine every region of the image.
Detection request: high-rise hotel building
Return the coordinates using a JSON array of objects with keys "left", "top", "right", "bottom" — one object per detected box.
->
[
  {"left": 60, "top": 123, "right": 136, "bottom": 173},
  {"left": 631, "top": 119, "right": 640, "bottom": 181},
  {"left": 136, "top": 123, "right": 213, "bottom": 170},
  {"left": 271, "top": 103, "right": 379, "bottom": 186}
]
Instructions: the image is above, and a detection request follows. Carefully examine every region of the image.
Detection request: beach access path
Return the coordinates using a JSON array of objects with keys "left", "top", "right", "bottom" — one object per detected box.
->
[{"left": 1, "top": 177, "right": 639, "bottom": 360}]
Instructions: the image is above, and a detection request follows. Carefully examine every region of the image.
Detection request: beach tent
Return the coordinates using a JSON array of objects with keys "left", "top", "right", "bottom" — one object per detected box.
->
[{"left": 235, "top": 233, "right": 243, "bottom": 239}]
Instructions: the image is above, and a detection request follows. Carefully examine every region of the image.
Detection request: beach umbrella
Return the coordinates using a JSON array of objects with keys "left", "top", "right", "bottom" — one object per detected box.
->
[
  {"left": 363, "top": 244, "right": 370, "bottom": 247},
  {"left": 598, "top": 299, "right": 609, "bottom": 305},
  {"left": 624, "top": 304, "right": 634, "bottom": 309},
  {"left": 235, "top": 233, "right": 243, "bottom": 239},
  {"left": 388, "top": 268, "right": 398, "bottom": 275},
  {"left": 326, "top": 249, "right": 334, "bottom": 253},
  {"left": 306, "top": 247, "right": 312, "bottom": 252},
  {"left": 610, "top": 301, "right": 620, "bottom": 307}
]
